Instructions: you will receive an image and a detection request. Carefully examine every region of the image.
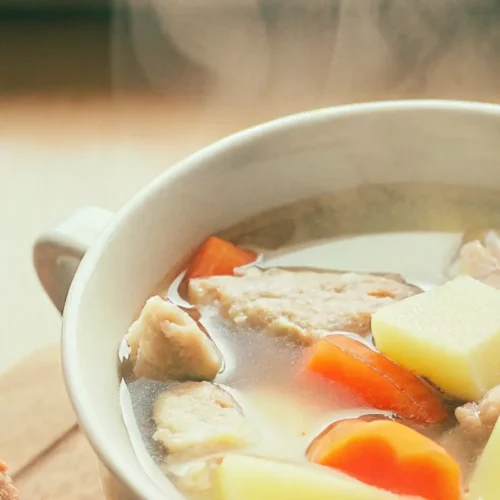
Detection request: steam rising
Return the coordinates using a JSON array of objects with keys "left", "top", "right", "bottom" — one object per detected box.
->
[{"left": 113, "top": 0, "right": 500, "bottom": 110}]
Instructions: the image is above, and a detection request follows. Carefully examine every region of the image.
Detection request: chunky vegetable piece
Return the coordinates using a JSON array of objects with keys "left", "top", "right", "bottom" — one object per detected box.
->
[
  {"left": 187, "top": 236, "right": 256, "bottom": 279},
  {"left": 372, "top": 275, "right": 500, "bottom": 400},
  {"left": 468, "top": 418, "right": 500, "bottom": 500},
  {"left": 307, "top": 419, "right": 461, "bottom": 500},
  {"left": 301, "top": 335, "right": 446, "bottom": 423},
  {"left": 216, "top": 454, "right": 415, "bottom": 500}
]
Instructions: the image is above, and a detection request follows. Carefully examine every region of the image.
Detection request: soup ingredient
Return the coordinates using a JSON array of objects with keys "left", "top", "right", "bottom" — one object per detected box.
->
[
  {"left": 372, "top": 275, "right": 500, "bottom": 400},
  {"left": 301, "top": 335, "right": 446, "bottom": 423},
  {"left": 467, "top": 417, "right": 500, "bottom": 500},
  {"left": 215, "top": 454, "right": 416, "bottom": 500},
  {"left": 153, "top": 382, "right": 255, "bottom": 461},
  {"left": 0, "top": 462, "right": 19, "bottom": 500},
  {"left": 189, "top": 267, "right": 420, "bottom": 344},
  {"left": 187, "top": 236, "right": 257, "bottom": 280},
  {"left": 307, "top": 419, "right": 461, "bottom": 500},
  {"left": 458, "top": 233, "right": 500, "bottom": 288},
  {"left": 125, "top": 297, "right": 221, "bottom": 382},
  {"left": 168, "top": 456, "right": 222, "bottom": 499},
  {"left": 456, "top": 384, "right": 500, "bottom": 439}
]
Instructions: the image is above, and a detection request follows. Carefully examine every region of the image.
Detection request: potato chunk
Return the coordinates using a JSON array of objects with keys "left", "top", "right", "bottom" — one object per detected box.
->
[
  {"left": 372, "top": 276, "right": 500, "bottom": 400},
  {"left": 216, "top": 454, "right": 416, "bottom": 500}
]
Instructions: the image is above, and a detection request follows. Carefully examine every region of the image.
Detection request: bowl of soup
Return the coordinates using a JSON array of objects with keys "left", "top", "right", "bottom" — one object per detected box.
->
[{"left": 34, "top": 100, "right": 500, "bottom": 500}]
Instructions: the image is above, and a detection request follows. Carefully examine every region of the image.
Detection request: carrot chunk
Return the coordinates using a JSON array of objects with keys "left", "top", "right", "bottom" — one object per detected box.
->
[
  {"left": 306, "top": 419, "right": 461, "bottom": 500},
  {"left": 302, "top": 335, "right": 447, "bottom": 424},
  {"left": 187, "top": 236, "right": 257, "bottom": 279}
]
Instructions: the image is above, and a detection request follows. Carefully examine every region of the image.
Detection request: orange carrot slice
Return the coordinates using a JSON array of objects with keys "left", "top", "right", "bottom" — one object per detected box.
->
[
  {"left": 187, "top": 236, "right": 257, "bottom": 279},
  {"left": 307, "top": 419, "right": 461, "bottom": 500},
  {"left": 302, "top": 335, "right": 447, "bottom": 424}
]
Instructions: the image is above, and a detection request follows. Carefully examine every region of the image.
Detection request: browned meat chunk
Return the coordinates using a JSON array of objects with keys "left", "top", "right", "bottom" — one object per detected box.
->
[
  {"left": 456, "top": 384, "right": 500, "bottom": 438},
  {"left": 153, "top": 382, "right": 255, "bottom": 462},
  {"left": 188, "top": 267, "right": 420, "bottom": 344},
  {"left": 0, "top": 463, "right": 19, "bottom": 500},
  {"left": 126, "top": 297, "right": 221, "bottom": 382}
]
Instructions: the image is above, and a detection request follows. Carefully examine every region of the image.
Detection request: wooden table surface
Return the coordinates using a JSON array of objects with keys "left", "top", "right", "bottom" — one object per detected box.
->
[{"left": 0, "top": 345, "right": 102, "bottom": 499}]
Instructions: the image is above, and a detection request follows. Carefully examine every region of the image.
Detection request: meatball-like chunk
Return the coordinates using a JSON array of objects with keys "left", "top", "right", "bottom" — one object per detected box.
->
[
  {"left": 153, "top": 382, "right": 255, "bottom": 461},
  {"left": 189, "top": 267, "right": 420, "bottom": 344},
  {"left": 126, "top": 297, "right": 221, "bottom": 382}
]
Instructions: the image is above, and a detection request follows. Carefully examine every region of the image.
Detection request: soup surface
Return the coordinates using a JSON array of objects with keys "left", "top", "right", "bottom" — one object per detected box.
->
[{"left": 119, "top": 183, "right": 500, "bottom": 500}]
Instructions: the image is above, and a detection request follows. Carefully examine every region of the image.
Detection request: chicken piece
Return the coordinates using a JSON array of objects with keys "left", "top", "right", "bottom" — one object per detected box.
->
[
  {"left": 188, "top": 267, "right": 420, "bottom": 344},
  {"left": 153, "top": 382, "right": 255, "bottom": 461},
  {"left": 0, "top": 463, "right": 19, "bottom": 500},
  {"left": 456, "top": 385, "right": 500, "bottom": 439},
  {"left": 126, "top": 296, "right": 221, "bottom": 382},
  {"left": 459, "top": 233, "right": 500, "bottom": 288}
]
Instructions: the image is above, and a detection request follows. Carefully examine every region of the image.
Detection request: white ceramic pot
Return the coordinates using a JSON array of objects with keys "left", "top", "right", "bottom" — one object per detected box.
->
[{"left": 34, "top": 100, "right": 500, "bottom": 499}]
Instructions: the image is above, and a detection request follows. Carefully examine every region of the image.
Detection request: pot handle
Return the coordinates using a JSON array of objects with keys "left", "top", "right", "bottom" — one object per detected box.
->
[{"left": 33, "top": 206, "right": 114, "bottom": 314}]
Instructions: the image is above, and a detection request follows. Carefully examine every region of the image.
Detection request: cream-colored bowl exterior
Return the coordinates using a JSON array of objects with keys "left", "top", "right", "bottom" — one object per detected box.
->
[{"left": 34, "top": 101, "right": 500, "bottom": 499}]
